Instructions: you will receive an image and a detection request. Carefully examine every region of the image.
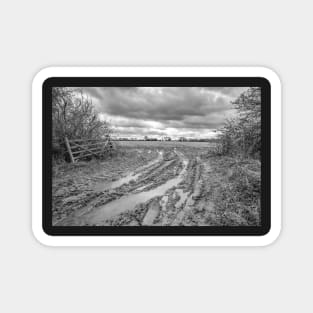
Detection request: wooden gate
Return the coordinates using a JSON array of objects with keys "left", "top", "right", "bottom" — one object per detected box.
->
[{"left": 64, "top": 137, "right": 114, "bottom": 163}]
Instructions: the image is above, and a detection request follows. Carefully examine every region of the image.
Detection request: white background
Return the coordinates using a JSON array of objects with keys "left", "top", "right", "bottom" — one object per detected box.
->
[{"left": 0, "top": 0, "right": 311, "bottom": 312}]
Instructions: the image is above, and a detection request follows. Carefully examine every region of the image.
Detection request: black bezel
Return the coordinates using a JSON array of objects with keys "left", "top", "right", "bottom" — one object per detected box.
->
[{"left": 43, "top": 77, "right": 271, "bottom": 236}]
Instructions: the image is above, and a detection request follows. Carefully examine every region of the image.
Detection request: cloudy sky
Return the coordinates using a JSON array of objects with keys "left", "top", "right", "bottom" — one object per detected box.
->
[{"left": 82, "top": 87, "right": 248, "bottom": 139}]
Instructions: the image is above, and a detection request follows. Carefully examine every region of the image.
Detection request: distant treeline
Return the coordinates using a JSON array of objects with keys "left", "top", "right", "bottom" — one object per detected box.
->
[{"left": 114, "top": 138, "right": 220, "bottom": 142}]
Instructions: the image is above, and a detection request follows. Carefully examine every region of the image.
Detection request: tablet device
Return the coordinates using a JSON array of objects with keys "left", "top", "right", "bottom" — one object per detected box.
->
[{"left": 32, "top": 67, "right": 281, "bottom": 246}]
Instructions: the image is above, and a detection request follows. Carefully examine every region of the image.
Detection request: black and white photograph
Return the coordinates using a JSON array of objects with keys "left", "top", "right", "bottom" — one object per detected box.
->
[
  {"left": 4, "top": 0, "right": 311, "bottom": 309},
  {"left": 52, "top": 86, "right": 262, "bottom": 227}
]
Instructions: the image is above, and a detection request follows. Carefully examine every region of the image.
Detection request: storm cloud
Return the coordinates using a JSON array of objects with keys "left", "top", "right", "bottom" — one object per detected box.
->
[{"left": 82, "top": 87, "right": 248, "bottom": 139}]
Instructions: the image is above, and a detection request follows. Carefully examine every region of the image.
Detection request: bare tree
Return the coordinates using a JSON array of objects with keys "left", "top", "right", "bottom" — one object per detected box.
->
[
  {"left": 52, "top": 88, "right": 113, "bottom": 158},
  {"left": 52, "top": 87, "right": 112, "bottom": 141}
]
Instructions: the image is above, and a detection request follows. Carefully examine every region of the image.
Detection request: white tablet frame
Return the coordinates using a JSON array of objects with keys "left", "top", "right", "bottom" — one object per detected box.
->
[{"left": 32, "top": 66, "right": 281, "bottom": 246}]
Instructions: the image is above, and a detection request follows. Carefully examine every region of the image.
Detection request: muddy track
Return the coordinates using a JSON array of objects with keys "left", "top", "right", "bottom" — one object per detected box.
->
[
  {"left": 55, "top": 150, "right": 185, "bottom": 226},
  {"left": 170, "top": 159, "right": 203, "bottom": 225},
  {"left": 102, "top": 153, "right": 207, "bottom": 227},
  {"left": 53, "top": 143, "right": 261, "bottom": 227},
  {"left": 55, "top": 147, "right": 215, "bottom": 227}
]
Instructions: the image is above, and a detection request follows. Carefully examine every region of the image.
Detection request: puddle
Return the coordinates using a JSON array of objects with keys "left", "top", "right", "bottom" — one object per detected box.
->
[
  {"left": 109, "top": 173, "right": 140, "bottom": 189},
  {"left": 172, "top": 190, "right": 195, "bottom": 226},
  {"left": 94, "top": 151, "right": 163, "bottom": 192},
  {"left": 160, "top": 195, "right": 168, "bottom": 210},
  {"left": 93, "top": 172, "right": 139, "bottom": 192},
  {"left": 135, "top": 183, "right": 153, "bottom": 191},
  {"left": 142, "top": 200, "right": 160, "bottom": 225},
  {"left": 63, "top": 158, "right": 189, "bottom": 226},
  {"left": 133, "top": 151, "right": 163, "bottom": 173}
]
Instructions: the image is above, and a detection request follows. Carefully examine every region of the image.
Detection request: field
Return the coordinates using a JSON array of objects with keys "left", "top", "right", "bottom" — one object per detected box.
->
[{"left": 52, "top": 141, "right": 261, "bottom": 226}]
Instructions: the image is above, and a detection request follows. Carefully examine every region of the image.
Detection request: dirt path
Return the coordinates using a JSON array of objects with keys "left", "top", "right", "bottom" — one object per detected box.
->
[
  {"left": 53, "top": 142, "right": 261, "bottom": 227},
  {"left": 55, "top": 149, "right": 190, "bottom": 226}
]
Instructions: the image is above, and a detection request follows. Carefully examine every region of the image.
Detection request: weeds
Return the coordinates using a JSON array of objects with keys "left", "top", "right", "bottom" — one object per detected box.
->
[{"left": 209, "top": 156, "right": 261, "bottom": 226}]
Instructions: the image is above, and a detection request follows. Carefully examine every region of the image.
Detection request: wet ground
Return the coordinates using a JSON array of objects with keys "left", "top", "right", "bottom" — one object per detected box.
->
[{"left": 52, "top": 141, "right": 261, "bottom": 226}]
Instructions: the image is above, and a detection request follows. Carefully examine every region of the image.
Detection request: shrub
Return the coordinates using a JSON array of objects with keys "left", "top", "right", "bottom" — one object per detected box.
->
[{"left": 217, "top": 87, "right": 261, "bottom": 159}]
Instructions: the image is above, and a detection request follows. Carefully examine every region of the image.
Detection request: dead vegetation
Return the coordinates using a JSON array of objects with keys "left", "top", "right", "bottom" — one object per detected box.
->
[
  {"left": 52, "top": 87, "right": 114, "bottom": 161},
  {"left": 203, "top": 156, "right": 261, "bottom": 226},
  {"left": 215, "top": 87, "right": 261, "bottom": 159},
  {"left": 201, "top": 87, "right": 262, "bottom": 226}
]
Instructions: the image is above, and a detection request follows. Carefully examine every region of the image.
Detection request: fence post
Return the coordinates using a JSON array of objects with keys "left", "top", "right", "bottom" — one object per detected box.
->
[{"left": 64, "top": 137, "right": 75, "bottom": 163}]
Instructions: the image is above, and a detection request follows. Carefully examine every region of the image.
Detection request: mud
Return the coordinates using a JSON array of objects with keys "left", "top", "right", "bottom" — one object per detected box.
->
[{"left": 53, "top": 141, "right": 261, "bottom": 226}]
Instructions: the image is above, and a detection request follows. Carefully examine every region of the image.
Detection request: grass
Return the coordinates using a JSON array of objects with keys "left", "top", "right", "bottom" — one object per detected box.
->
[{"left": 207, "top": 156, "right": 261, "bottom": 226}]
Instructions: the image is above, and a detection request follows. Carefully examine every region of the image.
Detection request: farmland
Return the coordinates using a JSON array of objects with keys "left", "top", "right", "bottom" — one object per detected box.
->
[{"left": 52, "top": 141, "right": 261, "bottom": 226}]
